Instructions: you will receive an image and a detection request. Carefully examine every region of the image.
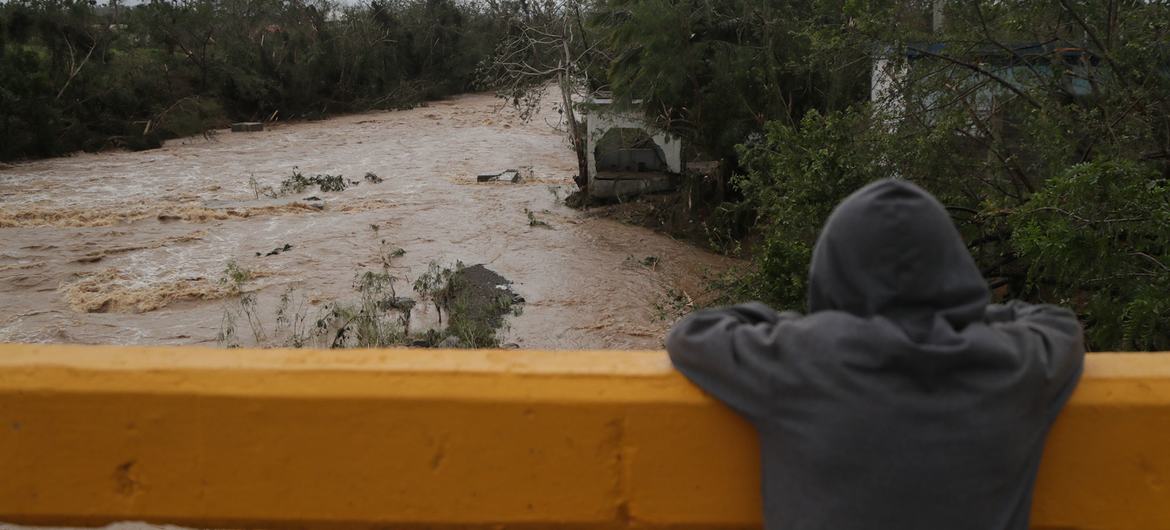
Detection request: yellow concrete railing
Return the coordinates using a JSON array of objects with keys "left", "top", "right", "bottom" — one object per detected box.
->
[{"left": 1, "top": 344, "right": 1168, "bottom": 529}]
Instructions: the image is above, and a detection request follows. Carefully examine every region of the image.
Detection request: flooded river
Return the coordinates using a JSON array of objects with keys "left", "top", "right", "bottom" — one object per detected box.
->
[{"left": 0, "top": 93, "right": 734, "bottom": 349}]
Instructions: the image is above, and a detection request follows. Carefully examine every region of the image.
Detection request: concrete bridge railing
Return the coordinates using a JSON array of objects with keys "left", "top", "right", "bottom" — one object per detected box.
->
[{"left": 1, "top": 344, "right": 1168, "bottom": 529}]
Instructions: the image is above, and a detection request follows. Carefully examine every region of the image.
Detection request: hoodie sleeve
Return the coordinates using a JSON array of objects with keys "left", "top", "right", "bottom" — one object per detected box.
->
[
  {"left": 665, "top": 302, "right": 797, "bottom": 421},
  {"left": 987, "top": 300, "right": 1086, "bottom": 414}
]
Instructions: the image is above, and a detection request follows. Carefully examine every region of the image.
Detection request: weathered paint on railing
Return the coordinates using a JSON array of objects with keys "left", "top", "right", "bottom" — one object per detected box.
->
[{"left": 0, "top": 344, "right": 1168, "bottom": 529}]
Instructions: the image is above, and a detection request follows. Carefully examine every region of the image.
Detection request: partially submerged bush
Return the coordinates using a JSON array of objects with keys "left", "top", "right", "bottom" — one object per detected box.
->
[
  {"left": 217, "top": 256, "right": 522, "bottom": 349},
  {"left": 279, "top": 169, "right": 354, "bottom": 195},
  {"left": 317, "top": 271, "right": 407, "bottom": 348},
  {"left": 439, "top": 263, "right": 523, "bottom": 348},
  {"left": 219, "top": 260, "right": 254, "bottom": 294}
]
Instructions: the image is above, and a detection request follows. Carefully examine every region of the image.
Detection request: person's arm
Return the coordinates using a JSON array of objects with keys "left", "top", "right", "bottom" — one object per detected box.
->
[
  {"left": 665, "top": 302, "right": 798, "bottom": 421},
  {"left": 990, "top": 300, "right": 1086, "bottom": 414}
]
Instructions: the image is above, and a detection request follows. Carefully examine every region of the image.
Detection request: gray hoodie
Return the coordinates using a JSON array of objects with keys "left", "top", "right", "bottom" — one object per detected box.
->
[{"left": 666, "top": 179, "right": 1084, "bottom": 530}]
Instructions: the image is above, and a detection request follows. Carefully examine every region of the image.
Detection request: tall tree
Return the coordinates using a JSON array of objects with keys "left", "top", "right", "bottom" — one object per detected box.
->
[{"left": 478, "top": 0, "right": 608, "bottom": 194}]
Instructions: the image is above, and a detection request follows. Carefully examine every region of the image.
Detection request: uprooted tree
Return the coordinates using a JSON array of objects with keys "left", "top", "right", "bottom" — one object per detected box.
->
[{"left": 476, "top": 0, "right": 609, "bottom": 195}]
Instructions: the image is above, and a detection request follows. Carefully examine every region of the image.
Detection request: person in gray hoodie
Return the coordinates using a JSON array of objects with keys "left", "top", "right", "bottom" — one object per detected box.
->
[{"left": 666, "top": 178, "right": 1084, "bottom": 530}]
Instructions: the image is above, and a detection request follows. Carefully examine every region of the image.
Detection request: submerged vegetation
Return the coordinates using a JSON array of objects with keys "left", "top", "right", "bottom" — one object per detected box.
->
[
  {"left": 248, "top": 167, "right": 377, "bottom": 199},
  {"left": 217, "top": 252, "right": 522, "bottom": 350},
  {"left": 278, "top": 169, "right": 354, "bottom": 194}
]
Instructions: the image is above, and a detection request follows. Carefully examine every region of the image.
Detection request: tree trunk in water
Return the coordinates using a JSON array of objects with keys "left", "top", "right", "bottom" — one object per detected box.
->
[
  {"left": 559, "top": 24, "right": 589, "bottom": 195},
  {"left": 559, "top": 75, "right": 588, "bottom": 194}
]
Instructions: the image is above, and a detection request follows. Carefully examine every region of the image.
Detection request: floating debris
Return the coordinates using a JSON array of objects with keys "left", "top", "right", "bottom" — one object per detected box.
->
[
  {"left": 477, "top": 169, "right": 521, "bottom": 183},
  {"left": 525, "top": 209, "right": 551, "bottom": 228},
  {"left": 257, "top": 243, "right": 293, "bottom": 257}
]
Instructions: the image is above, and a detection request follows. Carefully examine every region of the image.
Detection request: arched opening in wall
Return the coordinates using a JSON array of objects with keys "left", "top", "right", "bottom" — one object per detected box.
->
[{"left": 594, "top": 128, "right": 667, "bottom": 175}]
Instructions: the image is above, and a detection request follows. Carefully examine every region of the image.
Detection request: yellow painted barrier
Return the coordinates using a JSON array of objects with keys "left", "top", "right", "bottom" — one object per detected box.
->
[{"left": 0, "top": 344, "right": 1168, "bottom": 529}]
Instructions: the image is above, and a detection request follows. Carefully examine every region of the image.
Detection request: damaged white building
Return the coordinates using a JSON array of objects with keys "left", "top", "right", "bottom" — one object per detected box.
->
[{"left": 582, "top": 98, "right": 682, "bottom": 199}]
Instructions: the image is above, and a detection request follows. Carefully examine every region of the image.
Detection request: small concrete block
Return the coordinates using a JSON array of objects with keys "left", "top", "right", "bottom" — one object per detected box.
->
[{"left": 477, "top": 169, "right": 522, "bottom": 183}]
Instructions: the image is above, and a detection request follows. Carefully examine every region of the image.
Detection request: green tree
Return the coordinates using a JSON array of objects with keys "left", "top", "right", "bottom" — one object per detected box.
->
[
  {"left": 593, "top": 0, "right": 871, "bottom": 197},
  {"left": 0, "top": 0, "right": 505, "bottom": 161},
  {"left": 721, "top": 0, "right": 1170, "bottom": 350}
]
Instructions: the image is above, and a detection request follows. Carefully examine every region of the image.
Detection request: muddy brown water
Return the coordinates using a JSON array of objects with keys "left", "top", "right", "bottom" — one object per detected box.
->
[{"left": 0, "top": 93, "right": 735, "bottom": 349}]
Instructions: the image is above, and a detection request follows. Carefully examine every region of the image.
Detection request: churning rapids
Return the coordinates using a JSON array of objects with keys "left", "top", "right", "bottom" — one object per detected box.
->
[{"left": 0, "top": 93, "right": 734, "bottom": 349}]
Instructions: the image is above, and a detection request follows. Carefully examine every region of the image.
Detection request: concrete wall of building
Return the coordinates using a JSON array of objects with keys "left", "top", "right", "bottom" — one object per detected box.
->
[
  {"left": 585, "top": 106, "right": 682, "bottom": 180},
  {"left": 1, "top": 344, "right": 1168, "bottom": 529}
]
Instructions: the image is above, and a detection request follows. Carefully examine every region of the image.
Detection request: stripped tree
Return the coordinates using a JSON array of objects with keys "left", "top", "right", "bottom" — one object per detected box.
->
[{"left": 477, "top": 0, "right": 609, "bottom": 195}]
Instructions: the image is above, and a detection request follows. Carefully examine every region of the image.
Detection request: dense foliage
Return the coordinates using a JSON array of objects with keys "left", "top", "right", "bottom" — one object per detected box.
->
[
  {"left": 0, "top": 0, "right": 501, "bottom": 160},
  {"left": 593, "top": 0, "right": 870, "bottom": 167},
  {"left": 711, "top": 1, "right": 1170, "bottom": 350}
]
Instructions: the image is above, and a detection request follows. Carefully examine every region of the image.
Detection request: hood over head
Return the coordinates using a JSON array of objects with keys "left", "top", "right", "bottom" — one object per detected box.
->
[{"left": 807, "top": 179, "right": 989, "bottom": 343}]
